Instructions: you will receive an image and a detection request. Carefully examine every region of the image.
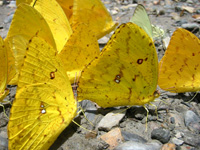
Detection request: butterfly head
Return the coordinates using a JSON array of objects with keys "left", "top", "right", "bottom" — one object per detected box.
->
[{"left": 153, "top": 90, "right": 160, "bottom": 98}]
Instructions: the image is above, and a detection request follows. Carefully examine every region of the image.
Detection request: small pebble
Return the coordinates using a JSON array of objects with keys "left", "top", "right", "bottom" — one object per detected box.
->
[
  {"left": 100, "top": 128, "right": 123, "bottom": 149},
  {"left": 121, "top": 131, "right": 147, "bottom": 143},
  {"left": 184, "top": 110, "right": 200, "bottom": 127},
  {"left": 183, "top": 132, "right": 200, "bottom": 147},
  {"left": 97, "top": 109, "right": 126, "bottom": 131},
  {"left": 160, "top": 143, "right": 176, "bottom": 150},
  {"left": 114, "top": 140, "right": 161, "bottom": 150},
  {"left": 172, "top": 137, "right": 184, "bottom": 146},
  {"left": 181, "top": 23, "right": 199, "bottom": 32},
  {"left": 162, "top": 36, "right": 170, "bottom": 49},
  {"left": 170, "top": 117, "right": 175, "bottom": 124},
  {"left": 151, "top": 128, "right": 171, "bottom": 144},
  {"left": 0, "top": 136, "right": 8, "bottom": 149}
]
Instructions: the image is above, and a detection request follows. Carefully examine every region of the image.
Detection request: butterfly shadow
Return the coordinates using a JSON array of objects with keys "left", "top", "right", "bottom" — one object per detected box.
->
[{"left": 49, "top": 116, "right": 81, "bottom": 150}]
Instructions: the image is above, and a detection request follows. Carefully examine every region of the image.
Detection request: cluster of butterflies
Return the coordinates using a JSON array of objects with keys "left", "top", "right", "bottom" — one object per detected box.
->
[{"left": 0, "top": 0, "right": 199, "bottom": 149}]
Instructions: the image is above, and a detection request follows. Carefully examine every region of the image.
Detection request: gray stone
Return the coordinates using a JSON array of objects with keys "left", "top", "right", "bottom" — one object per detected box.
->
[
  {"left": 0, "top": 136, "right": 8, "bottom": 150},
  {"left": 80, "top": 100, "right": 98, "bottom": 123},
  {"left": 175, "top": 132, "right": 184, "bottom": 139},
  {"left": 183, "top": 132, "right": 200, "bottom": 147},
  {"left": 151, "top": 128, "right": 171, "bottom": 144},
  {"left": 181, "top": 23, "right": 199, "bottom": 31},
  {"left": 97, "top": 109, "right": 126, "bottom": 131},
  {"left": 170, "top": 117, "right": 175, "bottom": 124},
  {"left": 114, "top": 140, "right": 161, "bottom": 150},
  {"left": 6, "top": 0, "right": 16, "bottom": 8},
  {"left": 121, "top": 131, "right": 147, "bottom": 143},
  {"left": 0, "top": 118, "right": 8, "bottom": 128},
  {"left": 187, "top": 122, "right": 200, "bottom": 134},
  {"left": 184, "top": 110, "right": 200, "bottom": 127},
  {"left": 3, "top": 14, "right": 14, "bottom": 24}
]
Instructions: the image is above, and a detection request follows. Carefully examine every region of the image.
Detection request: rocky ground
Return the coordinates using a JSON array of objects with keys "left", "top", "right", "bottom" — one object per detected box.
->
[{"left": 0, "top": 0, "right": 200, "bottom": 150}]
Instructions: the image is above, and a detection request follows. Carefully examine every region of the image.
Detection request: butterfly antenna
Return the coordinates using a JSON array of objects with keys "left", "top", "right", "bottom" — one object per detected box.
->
[
  {"left": 113, "top": 106, "right": 130, "bottom": 115},
  {"left": 72, "top": 120, "right": 96, "bottom": 134},
  {"left": 143, "top": 105, "right": 149, "bottom": 132},
  {"left": 154, "top": 98, "right": 169, "bottom": 105},
  {"left": 79, "top": 105, "right": 94, "bottom": 126},
  {"left": 187, "top": 92, "right": 198, "bottom": 103},
  {"left": 149, "top": 102, "right": 158, "bottom": 120},
  {"left": 0, "top": 104, "right": 8, "bottom": 119}
]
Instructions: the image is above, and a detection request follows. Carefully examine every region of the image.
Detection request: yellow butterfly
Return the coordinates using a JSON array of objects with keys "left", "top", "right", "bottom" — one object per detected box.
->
[
  {"left": 0, "top": 36, "right": 9, "bottom": 102},
  {"left": 130, "top": 4, "right": 164, "bottom": 40},
  {"left": 77, "top": 23, "right": 159, "bottom": 108},
  {"left": 31, "top": 0, "right": 72, "bottom": 53},
  {"left": 158, "top": 28, "right": 200, "bottom": 93},
  {"left": 16, "top": 0, "right": 117, "bottom": 39},
  {"left": 8, "top": 36, "right": 77, "bottom": 150},
  {"left": 16, "top": 0, "right": 73, "bottom": 20},
  {"left": 69, "top": 0, "right": 118, "bottom": 39},
  {"left": 58, "top": 23, "right": 100, "bottom": 83},
  {"left": 5, "top": 3, "right": 56, "bottom": 85},
  {"left": 16, "top": 0, "right": 72, "bottom": 53}
]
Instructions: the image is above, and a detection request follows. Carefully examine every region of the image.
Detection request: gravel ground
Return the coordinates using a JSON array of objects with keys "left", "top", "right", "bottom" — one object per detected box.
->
[{"left": 0, "top": 0, "right": 200, "bottom": 150}]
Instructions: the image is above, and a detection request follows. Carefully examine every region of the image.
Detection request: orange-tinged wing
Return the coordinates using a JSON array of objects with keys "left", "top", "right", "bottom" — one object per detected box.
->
[
  {"left": 71, "top": 0, "right": 118, "bottom": 39},
  {"left": 158, "top": 28, "right": 200, "bottom": 93},
  {"left": 56, "top": 0, "right": 73, "bottom": 20},
  {"left": 8, "top": 36, "right": 77, "bottom": 150}
]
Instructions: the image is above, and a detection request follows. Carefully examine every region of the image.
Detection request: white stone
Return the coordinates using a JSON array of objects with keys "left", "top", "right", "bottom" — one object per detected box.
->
[
  {"left": 172, "top": 137, "right": 184, "bottom": 146},
  {"left": 97, "top": 109, "right": 126, "bottom": 131},
  {"left": 162, "top": 36, "right": 170, "bottom": 50}
]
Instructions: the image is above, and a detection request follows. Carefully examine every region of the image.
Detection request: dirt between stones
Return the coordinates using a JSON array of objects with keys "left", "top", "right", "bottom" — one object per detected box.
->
[{"left": 0, "top": 0, "right": 200, "bottom": 150}]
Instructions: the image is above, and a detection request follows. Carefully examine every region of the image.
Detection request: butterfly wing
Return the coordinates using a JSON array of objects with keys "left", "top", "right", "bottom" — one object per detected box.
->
[
  {"left": 158, "top": 28, "right": 200, "bottom": 93},
  {"left": 5, "top": 4, "right": 56, "bottom": 85},
  {"left": 8, "top": 37, "right": 77, "bottom": 150},
  {"left": 0, "top": 37, "right": 9, "bottom": 101},
  {"left": 56, "top": 0, "right": 73, "bottom": 20},
  {"left": 71, "top": 0, "right": 118, "bottom": 39},
  {"left": 78, "top": 23, "right": 158, "bottom": 108},
  {"left": 58, "top": 23, "right": 100, "bottom": 83},
  {"left": 130, "top": 4, "right": 153, "bottom": 39},
  {"left": 32, "top": 0, "right": 72, "bottom": 53},
  {"left": 16, "top": 0, "right": 32, "bottom": 5}
]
